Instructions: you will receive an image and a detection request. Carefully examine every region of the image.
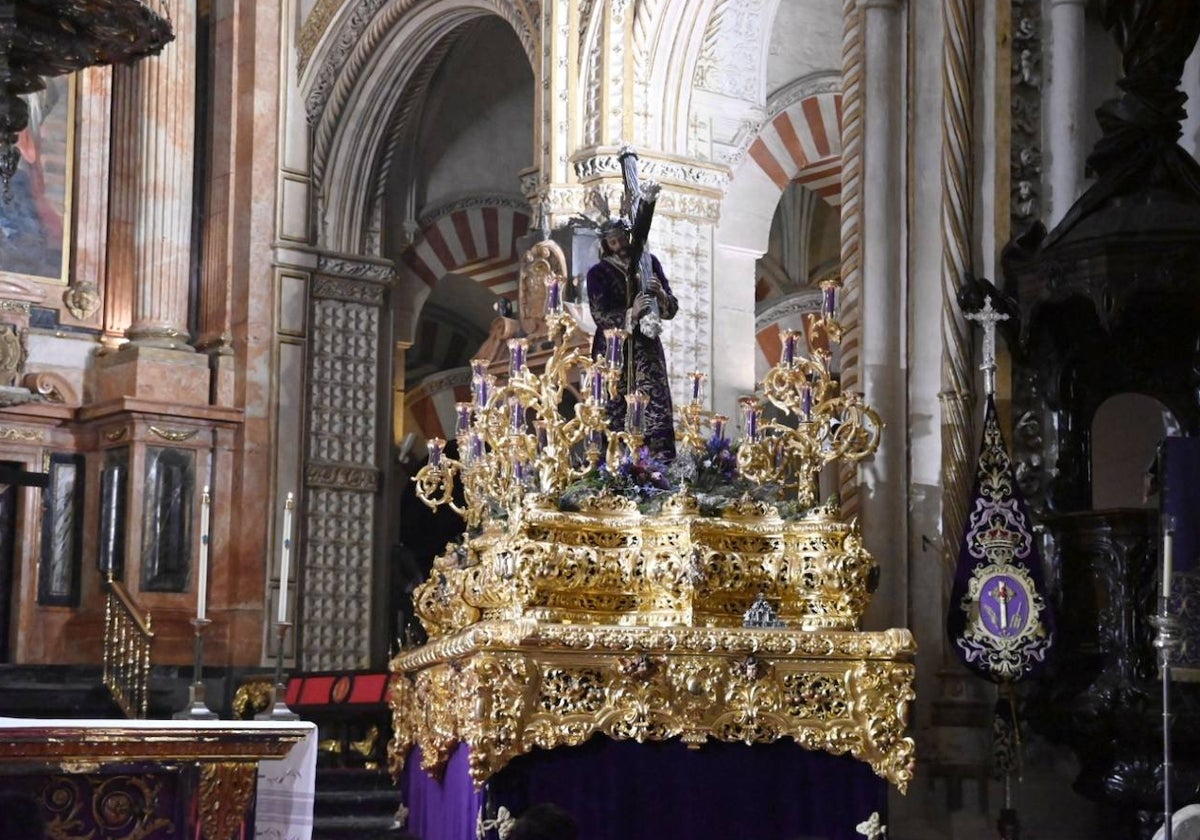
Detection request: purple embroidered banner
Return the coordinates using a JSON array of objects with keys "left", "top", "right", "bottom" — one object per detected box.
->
[{"left": 948, "top": 395, "right": 1055, "bottom": 683}]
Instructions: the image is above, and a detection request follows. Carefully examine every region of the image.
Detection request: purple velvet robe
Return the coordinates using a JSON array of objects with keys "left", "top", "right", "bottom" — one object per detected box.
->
[{"left": 585, "top": 252, "right": 678, "bottom": 460}]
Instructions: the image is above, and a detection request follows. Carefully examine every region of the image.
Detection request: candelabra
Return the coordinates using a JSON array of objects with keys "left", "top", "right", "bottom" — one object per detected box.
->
[
  {"left": 675, "top": 370, "right": 728, "bottom": 453},
  {"left": 735, "top": 278, "right": 882, "bottom": 508},
  {"left": 414, "top": 240, "right": 646, "bottom": 528}
]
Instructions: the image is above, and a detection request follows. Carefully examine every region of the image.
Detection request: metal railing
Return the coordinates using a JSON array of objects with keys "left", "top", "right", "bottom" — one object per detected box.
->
[{"left": 103, "top": 577, "right": 154, "bottom": 719}]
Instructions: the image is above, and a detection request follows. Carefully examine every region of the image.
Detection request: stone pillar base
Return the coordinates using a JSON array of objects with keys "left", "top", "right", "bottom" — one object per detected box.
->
[{"left": 93, "top": 345, "right": 210, "bottom": 405}]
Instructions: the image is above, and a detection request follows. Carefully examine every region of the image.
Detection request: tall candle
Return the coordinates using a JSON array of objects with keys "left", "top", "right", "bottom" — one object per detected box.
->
[
  {"left": 546, "top": 277, "right": 563, "bottom": 315},
  {"left": 1163, "top": 521, "right": 1175, "bottom": 599},
  {"left": 711, "top": 414, "right": 728, "bottom": 442},
  {"left": 821, "top": 280, "right": 838, "bottom": 319},
  {"left": 781, "top": 331, "right": 798, "bottom": 366},
  {"left": 197, "top": 486, "right": 210, "bottom": 621},
  {"left": 455, "top": 402, "right": 472, "bottom": 437},
  {"left": 590, "top": 365, "right": 606, "bottom": 404},
  {"left": 740, "top": 397, "right": 760, "bottom": 441},
  {"left": 626, "top": 392, "right": 646, "bottom": 434},
  {"left": 278, "top": 492, "right": 295, "bottom": 624},
  {"left": 508, "top": 337, "right": 528, "bottom": 376},
  {"left": 428, "top": 437, "right": 444, "bottom": 467},
  {"left": 689, "top": 371, "right": 706, "bottom": 406},
  {"left": 509, "top": 396, "right": 524, "bottom": 433}
]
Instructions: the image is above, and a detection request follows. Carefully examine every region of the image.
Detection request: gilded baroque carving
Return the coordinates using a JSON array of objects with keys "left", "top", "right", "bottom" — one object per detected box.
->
[
  {"left": 62, "top": 282, "right": 102, "bottom": 320},
  {"left": 232, "top": 680, "right": 273, "bottom": 720},
  {"left": 389, "top": 620, "right": 916, "bottom": 791},
  {"left": 148, "top": 426, "right": 199, "bottom": 442},
  {"left": 198, "top": 763, "right": 258, "bottom": 840},
  {"left": 0, "top": 425, "right": 44, "bottom": 442},
  {"left": 104, "top": 426, "right": 128, "bottom": 442}
]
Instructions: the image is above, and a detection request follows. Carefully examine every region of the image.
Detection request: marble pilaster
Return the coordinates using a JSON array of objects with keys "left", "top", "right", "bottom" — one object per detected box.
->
[{"left": 857, "top": 0, "right": 907, "bottom": 632}]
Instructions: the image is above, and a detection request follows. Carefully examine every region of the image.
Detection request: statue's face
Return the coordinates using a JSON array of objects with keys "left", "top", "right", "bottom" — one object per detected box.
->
[{"left": 604, "top": 230, "right": 629, "bottom": 255}]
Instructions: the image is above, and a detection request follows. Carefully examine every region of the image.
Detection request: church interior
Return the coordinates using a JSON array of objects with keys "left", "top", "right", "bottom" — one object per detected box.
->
[{"left": 1, "top": 0, "right": 1200, "bottom": 838}]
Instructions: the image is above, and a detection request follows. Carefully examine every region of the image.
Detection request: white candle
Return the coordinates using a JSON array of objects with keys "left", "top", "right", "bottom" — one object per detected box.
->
[
  {"left": 197, "top": 486, "right": 210, "bottom": 621},
  {"left": 278, "top": 492, "right": 295, "bottom": 624},
  {"left": 1163, "top": 525, "right": 1174, "bottom": 600}
]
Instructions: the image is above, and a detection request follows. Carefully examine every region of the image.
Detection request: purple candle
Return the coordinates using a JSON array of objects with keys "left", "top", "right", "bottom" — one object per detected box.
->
[
  {"left": 821, "top": 281, "right": 838, "bottom": 319},
  {"left": 689, "top": 371, "right": 705, "bottom": 405},
  {"left": 514, "top": 460, "right": 526, "bottom": 483},
  {"left": 605, "top": 328, "right": 628, "bottom": 366},
  {"left": 470, "top": 431, "right": 485, "bottom": 463},
  {"left": 428, "top": 437, "right": 444, "bottom": 467},
  {"left": 739, "top": 397, "right": 760, "bottom": 441},
  {"left": 626, "top": 392, "right": 647, "bottom": 434},
  {"left": 508, "top": 395, "right": 524, "bottom": 433},
  {"left": 711, "top": 414, "right": 728, "bottom": 441},
  {"left": 546, "top": 277, "right": 563, "bottom": 315},
  {"left": 591, "top": 366, "right": 606, "bottom": 404},
  {"left": 800, "top": 382, "right": 813, "bottom": 420},
  {"left": 508, "top": 338, "right": 528, "bottom": 376},
  {"left": 781, "top": 330, "right": 798, "bottom": 366},
  {"left": 456, "top": 402, "right": 473, "bottom": 436}
]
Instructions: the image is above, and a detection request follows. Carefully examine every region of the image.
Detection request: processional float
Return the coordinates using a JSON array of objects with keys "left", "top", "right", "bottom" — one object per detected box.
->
[{"left": 389, "top": 213, "right": 915, "bottom": 839}]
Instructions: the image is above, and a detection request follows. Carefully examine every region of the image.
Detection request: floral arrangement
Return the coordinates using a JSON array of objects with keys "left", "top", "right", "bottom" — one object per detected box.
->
[{"left": 559, "top": 447, "right": 672, "bottom": 512}]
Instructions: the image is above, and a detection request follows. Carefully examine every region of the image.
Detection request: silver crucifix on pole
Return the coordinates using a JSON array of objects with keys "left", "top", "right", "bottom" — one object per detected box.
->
[{"left": 965, "top": 295, "right": 1009, "bottom": 397}]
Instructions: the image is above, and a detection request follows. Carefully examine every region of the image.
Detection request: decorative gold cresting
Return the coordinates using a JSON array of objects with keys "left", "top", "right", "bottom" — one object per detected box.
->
[{"left": 395, "top": 238, "right": 911, "bottom": 793}]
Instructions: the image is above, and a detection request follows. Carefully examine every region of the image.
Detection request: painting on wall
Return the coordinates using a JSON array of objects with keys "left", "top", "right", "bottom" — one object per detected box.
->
[{"left": 0, "top": 75, "right": 74, "bottom": 284}]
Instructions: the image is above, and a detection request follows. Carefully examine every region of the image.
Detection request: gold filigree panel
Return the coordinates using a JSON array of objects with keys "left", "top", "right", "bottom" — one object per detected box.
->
[{"left": 388, "top": 621, "right": 915, "bottom": 792}]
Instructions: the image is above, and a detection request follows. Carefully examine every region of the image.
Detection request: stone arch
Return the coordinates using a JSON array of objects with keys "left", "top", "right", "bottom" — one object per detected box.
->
[
  {"left": 303, "top": 0, "right": 536, "bottom": 253},
  {"left": 404, "top": 199, "right": 532, "bottom": 300},
  {"left": 716, "top": 83, "right": 841, "bottom": 253}
]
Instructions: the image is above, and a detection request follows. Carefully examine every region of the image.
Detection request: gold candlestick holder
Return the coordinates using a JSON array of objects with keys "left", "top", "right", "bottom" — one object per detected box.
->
[
  {"left": 256, "top": 621, "right": 299, "bottom": 720},
  {"left": 174, "top": 617, "right": 218, "bottom": 720}
]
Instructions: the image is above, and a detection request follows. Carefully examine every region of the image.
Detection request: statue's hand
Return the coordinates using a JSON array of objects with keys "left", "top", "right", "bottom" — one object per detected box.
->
[{"left": 632, "top": 292, "right": 654, "bottom": 320}]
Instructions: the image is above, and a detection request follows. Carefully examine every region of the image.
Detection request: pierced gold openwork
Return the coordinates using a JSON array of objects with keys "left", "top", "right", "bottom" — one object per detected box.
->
[{"left": 395, "top": 241, "right": 911, "bottom": 792}]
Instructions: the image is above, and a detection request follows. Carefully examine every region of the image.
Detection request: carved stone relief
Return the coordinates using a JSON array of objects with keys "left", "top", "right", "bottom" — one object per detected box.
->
[{"left": 303, "top": 273, "right": 383, "bottom": 670}]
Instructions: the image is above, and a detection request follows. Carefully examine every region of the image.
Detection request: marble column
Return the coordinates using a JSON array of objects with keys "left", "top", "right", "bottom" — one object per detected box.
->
[
  {"left": 1046, "top": 0, "right": 1087, "bottom": 226},
  {"left": 99, "top": 0, "right": 208, "bottom": 404},
  {"left": 857, "top": 0, "right": 907, "bottom": 631}
]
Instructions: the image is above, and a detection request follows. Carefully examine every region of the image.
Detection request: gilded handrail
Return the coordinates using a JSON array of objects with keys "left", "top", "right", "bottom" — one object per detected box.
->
[{"left": 103, "top": 577, "right": 154, "bottom": 719}]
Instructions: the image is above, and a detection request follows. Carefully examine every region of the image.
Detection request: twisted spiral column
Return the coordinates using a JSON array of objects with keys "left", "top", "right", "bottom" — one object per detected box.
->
[
  {"left": 837, "top": 0, "right": 864, "bottom": 519},
  {"left": 939, "top": 0, "right": 977, "bottom": 577}
]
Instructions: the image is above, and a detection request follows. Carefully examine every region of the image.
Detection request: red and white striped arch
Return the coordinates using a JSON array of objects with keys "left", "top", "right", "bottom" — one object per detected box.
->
[
  {"left": 405, "top": 204, "right": 531, "bottom": 298},
  {"left": 746, "top": 93, "right": 843, "bottom": 206}
]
